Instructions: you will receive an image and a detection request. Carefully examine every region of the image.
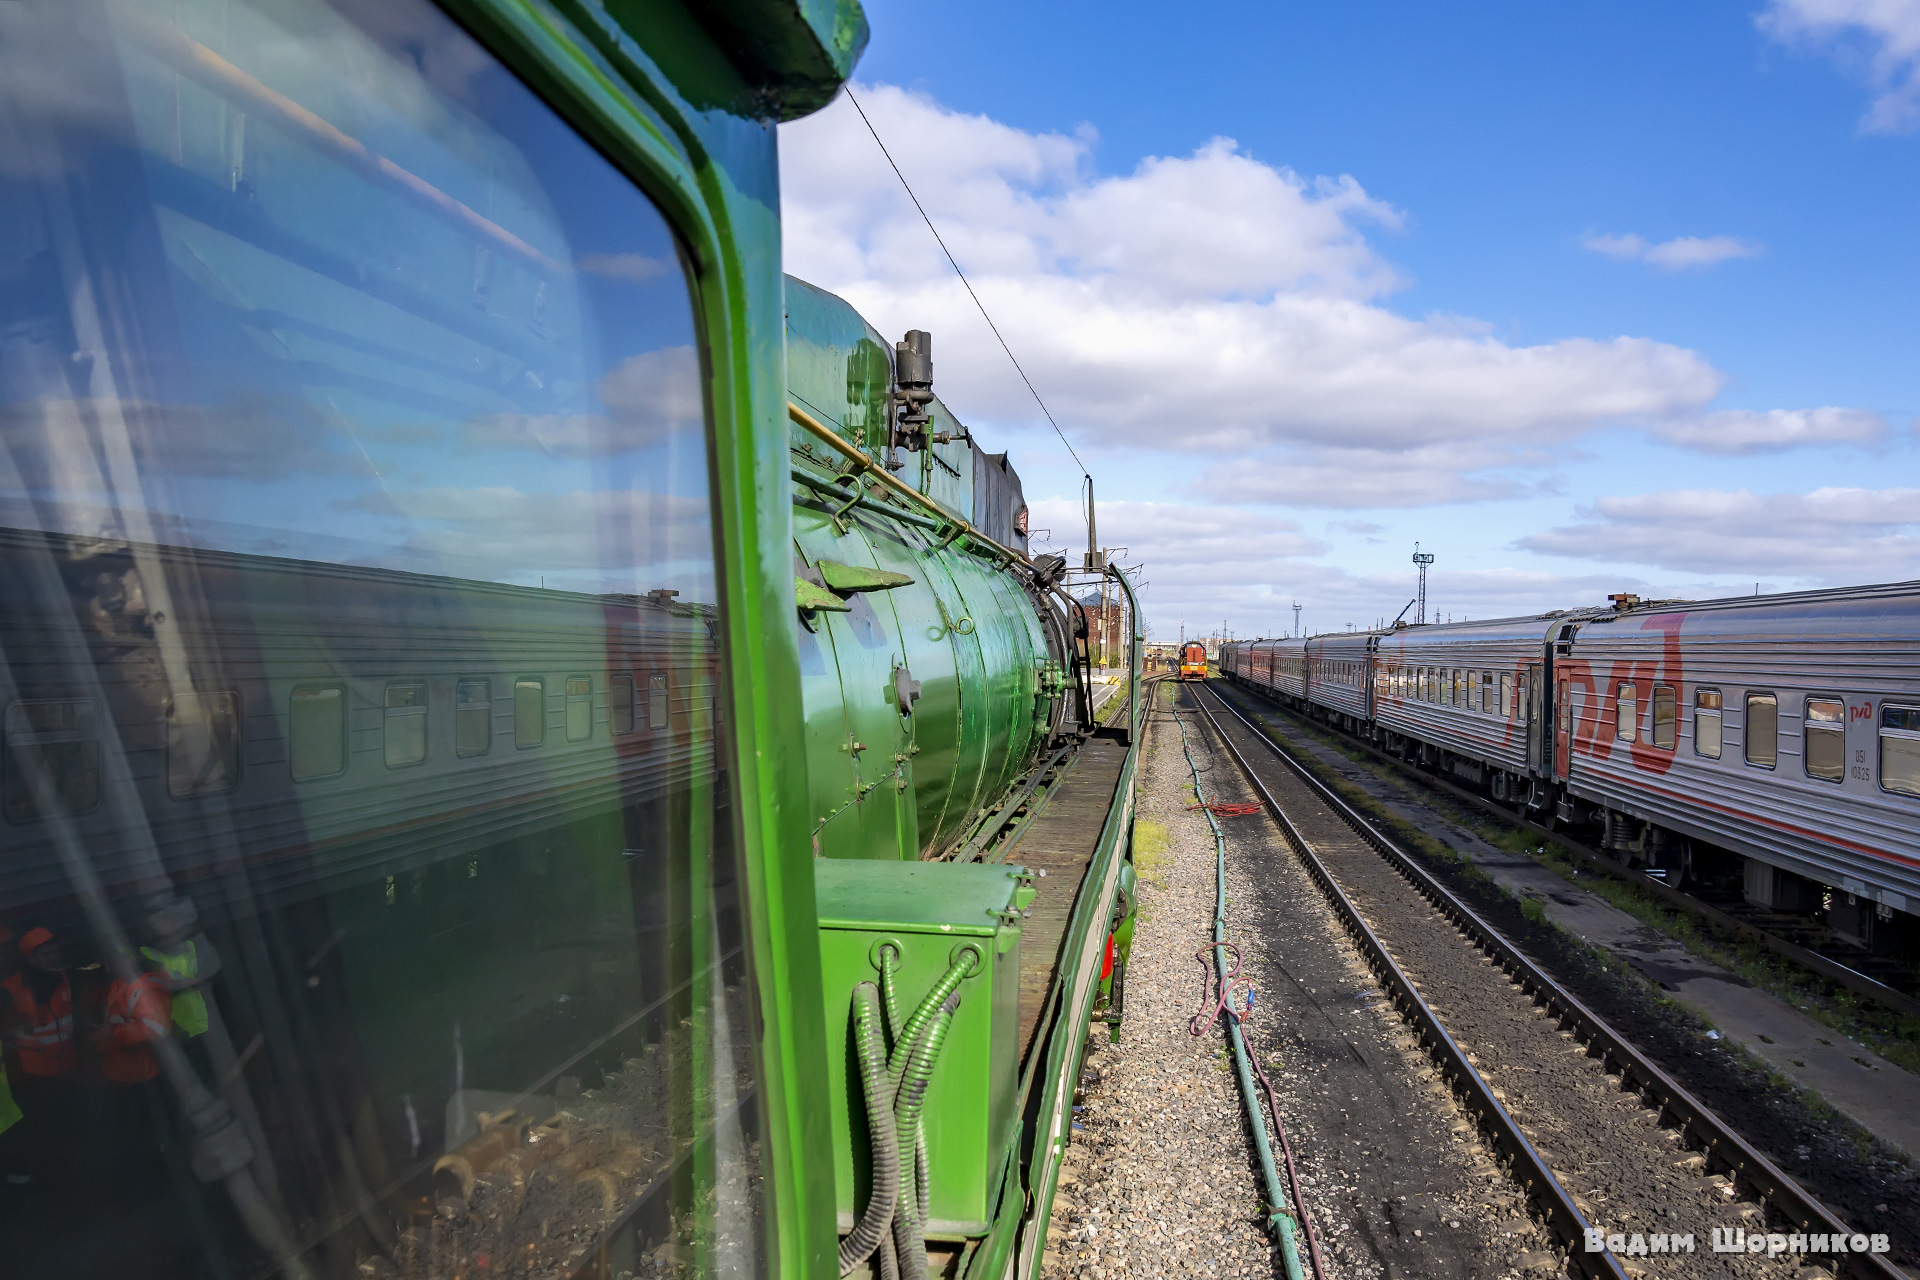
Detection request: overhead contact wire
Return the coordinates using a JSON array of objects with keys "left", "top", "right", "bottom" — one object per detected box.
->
[
  {"left": 1172, "top": 701, "right": 1325, "bottom": 1280},
  {"left": 841, "top": 85, "right": 1091, "bottom": 482}
]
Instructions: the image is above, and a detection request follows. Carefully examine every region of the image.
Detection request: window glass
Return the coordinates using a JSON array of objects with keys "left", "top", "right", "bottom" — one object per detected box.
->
[
  {"left": 455, "top": 679, "right": 492, "bottom": 757},
  {"left": 1499, "top": 672, "right": 1513, "bottom": 719},
  {"left": 1882, "top": 705, "right": 1920, "bottom": 797},
  {"left": 1467, "top": 669, "right": 1480, "bottom": 711},
  {"left": 4, "top": 699, "right": 102, "bottom": 822},
  {"left": 290, "top": 685, "right": 346, "bottom": 779},
  {"left": 384, "top": 682, "right": 428, "bottom": 768},
  {"left": 168, "top": 691, "right": 241, "bottom": 798},
  {"left": 1695, "top": 688, "right": 1723, "bottom": 758},
  {"left": 515, "top": 678, "right": 546, "bottom": 748},
  {"left": 1805, "top": 697, "right": 1845, "bottom": 782},
  {"left": 650, "top": 673, "right": 671, "bottom": 730},
  {"left": 1746, "top": 692, "right": 1778, "bottom": 768},
  {"left": 566, "top": 675, "right": 592, "bottom": 742},
  {"left": 1651, "top": 685, "right": 1676, "bottom": 751},
  {"left": 612, "top": 674, "right": 635, "bottom": 735},
  {"left": 1441, "top": 669, "right": 1452, "bottom": 705},
  {"left": 0, "top": 1, "right": 755, "bottom": 1274},
  {"left": 1616, "top": 683, "right": 1638, "bottom": 742}
]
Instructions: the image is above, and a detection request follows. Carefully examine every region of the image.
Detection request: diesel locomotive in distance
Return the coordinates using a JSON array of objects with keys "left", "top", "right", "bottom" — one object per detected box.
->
[
  {"left": 1178, "top": 642, "right": 1209, "bottom": 681},
  {"left": 1221, "top": 584, "right": 1920, "bottom": 957}
]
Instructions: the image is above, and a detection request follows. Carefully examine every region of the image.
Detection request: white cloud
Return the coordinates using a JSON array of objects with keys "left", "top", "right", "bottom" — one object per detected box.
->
[
  {"left": 1519, "top": 486, "right": 1920, "bottom": 580},
  {"left": 1582, "top": 232, "right": 1762, "bottom": 271},
  {"left": 456, "top": 346, "right": 702, "bottom": 456},
  {"left": 781, "top": 85, "right": 1725, "bottom": 466},
  {"left": 578, "top": 252, "right": 674, "bottom": 284},
  {"left": 1191, "top": 443, "right": 1562, "bottom": 509},
  {"left": 1761, "top": 0, "right": 1920, "bottom": 131},
  {"left": 1026, "top": 496, "right": 1644, "bottom": 635},
  {"left": 1647, "top": 406, "right": 1889, "bottom": 454}
]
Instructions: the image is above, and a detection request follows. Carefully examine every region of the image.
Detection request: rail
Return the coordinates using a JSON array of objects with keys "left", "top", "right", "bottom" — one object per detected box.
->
[
  {"left": 1222, "top": 679, "right": 1920, "bottom": 1022},
  {"left": 1193, "top": 683, "right": 1904, "bottom": 1280}
]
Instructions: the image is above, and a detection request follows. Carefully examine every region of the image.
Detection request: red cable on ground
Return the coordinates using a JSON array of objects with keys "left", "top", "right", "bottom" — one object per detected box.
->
[
  {"left": 1187, "top": 802, "right": 1265, "bottom": 816},
  {"left": 1189, "top": 944, "right": 1329, "bottom": 1280}
]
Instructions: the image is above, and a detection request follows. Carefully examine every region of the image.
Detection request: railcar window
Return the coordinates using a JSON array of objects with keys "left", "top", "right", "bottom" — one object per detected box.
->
[
  {"left": 650, "top": 673, "right": 671, "bottom": 730},
  {"left": 566, "top": 675, "right": 593, "bottom": 742},
  {"left": 455, "top": 680, "right": 492, "bottom": 757},
  {"left": 3, "top": 699, "right": 103, "bottom": 822},
  {"left": 1805, "top": 698, "right": 1845, "bottom": 782},
  {"left": 1480, "top": 670, "right": 1493, "bottom": 713},
  {"left": 1746, "top": 692, "right": 1778, "bottom": 768},
  {"left": 1695, "top": 689, "right": 1723, "bottom": 758},
  {"left": 515, "top": 678, "right": 546, "bottom": 748},
  {"left": 1616, "top": 683, "right": 1638, "bottom": 743},
  {"left": 612, "top": 675, "right": 636, "bottom": 735},
  {"left": 167, "top": 691, "right": 241, "bottom": 798},
  {"left": 1652, "top": 686, "right": 1676, "bottom": 751},
  {"left": 289, "top": 685, "right": 347, "bottom": 780},
  {"left": 1500, "top": 672, "right": 1513, "bottom": 719},
  {"left": 384, "top": 683, "right": 428, "bottom": 768},
  {"left": 0, "top": 0, "right": 760, "bottom": 1269},
  {"left": 1882, "top": 706, "right": 1920, "bottom": 797},
  {"left": 1467, "top": 669, "right": 1480, "bottom": 711}
]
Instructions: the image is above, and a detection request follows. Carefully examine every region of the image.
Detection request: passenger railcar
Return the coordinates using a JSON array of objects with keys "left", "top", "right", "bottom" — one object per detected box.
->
[
  {"left": 1306, "top": 632, "right": 1375, "bottom": 729},
  {"left": 1223, "top": 587, "right": 1920, "bottom": 952}
]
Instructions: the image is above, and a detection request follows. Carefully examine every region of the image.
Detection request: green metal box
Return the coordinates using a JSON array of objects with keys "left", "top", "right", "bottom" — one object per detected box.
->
[{"left": 815, "top": 859, "right": 1026, "bottom": 1238}]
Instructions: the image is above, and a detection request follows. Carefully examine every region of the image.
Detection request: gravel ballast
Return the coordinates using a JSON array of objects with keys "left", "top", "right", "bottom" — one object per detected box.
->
[{"left": 1046, "top": 686, "right": 1555, "bottom": 1279}]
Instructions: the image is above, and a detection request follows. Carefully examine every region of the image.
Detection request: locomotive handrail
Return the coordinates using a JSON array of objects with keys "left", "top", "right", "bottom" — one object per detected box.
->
[{"left": 788, "top": 401, "right": 1029, "bottom": 568}]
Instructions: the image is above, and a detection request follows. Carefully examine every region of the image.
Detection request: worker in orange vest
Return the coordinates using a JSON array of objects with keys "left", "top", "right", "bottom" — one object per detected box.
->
[
  {"left": 93, "top": 953, "right": 172, "bottom": 1085},
  {"left": 0, "top": 927, "right": 76, "bottom": 1195},
  {"left": 2, "top": 928, "right": 76, "bottom": 1080}
]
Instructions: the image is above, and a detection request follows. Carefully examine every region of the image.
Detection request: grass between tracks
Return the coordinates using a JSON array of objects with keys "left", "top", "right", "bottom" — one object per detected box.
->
[{"left": 1229, "top": 691, "right": 1920, "bottom": 1079}]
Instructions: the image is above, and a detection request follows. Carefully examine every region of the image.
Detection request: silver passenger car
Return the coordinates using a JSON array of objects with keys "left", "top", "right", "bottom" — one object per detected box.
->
[{"left": 1560, "top": 585, "right": 1920, "bottom": 918}]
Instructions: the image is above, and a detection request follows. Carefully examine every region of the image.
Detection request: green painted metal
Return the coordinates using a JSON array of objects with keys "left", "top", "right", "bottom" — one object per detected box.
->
[
  {"left": 416, "top": 1, "right": 1144, "bottom": 1272},
  {"left": 424, "top": 0, "right": 866, "bottom": 1272},
  {"left": 818, "top": 560, "right": 917, "bottom": 593},
  {"left": 786, "top": 277, "right": 1056, "bottom": 863},
  {"left": 815, "top": 860, "right": 1025, "bottom": 1237}
]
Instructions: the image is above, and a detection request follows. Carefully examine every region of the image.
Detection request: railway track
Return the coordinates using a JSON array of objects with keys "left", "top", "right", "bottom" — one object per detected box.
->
[
  {"left": 1184, "top": 682, "right": 1904, "bottom": 1280},
  {"left": 1215, "top": 678, "right": 1920, "bottom": 1023}
]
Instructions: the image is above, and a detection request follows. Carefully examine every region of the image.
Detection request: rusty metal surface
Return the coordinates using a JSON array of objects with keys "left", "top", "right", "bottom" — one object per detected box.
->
[{"left": 1001, "top": 734, "right": 1128, "bottom": 1065}]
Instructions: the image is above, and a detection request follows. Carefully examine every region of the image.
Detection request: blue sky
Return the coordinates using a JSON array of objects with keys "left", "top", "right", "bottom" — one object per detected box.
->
[{"left": 781, "top": 0, "right": 1920, "bottom": 640}]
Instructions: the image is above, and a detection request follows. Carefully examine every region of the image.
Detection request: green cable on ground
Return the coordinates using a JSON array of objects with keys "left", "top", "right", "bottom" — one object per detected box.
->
[{"left": 1176, "top": 702, "right": 1307, "bottom": 1280}]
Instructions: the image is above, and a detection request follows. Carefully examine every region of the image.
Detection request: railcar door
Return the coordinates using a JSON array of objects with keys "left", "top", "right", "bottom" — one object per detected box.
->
[
  {"left": 1555, "top": 676, "right": 1574, "bottom": 779},
  {"left": 1526, "top": 662, "right": 1545, "bottom": 773}
]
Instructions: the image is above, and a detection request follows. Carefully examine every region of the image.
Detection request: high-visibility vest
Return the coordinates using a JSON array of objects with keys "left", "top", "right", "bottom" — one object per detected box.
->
[
  {"left": 140, "top": 942, "right": 209, "bottom": 1037},
  {"left": 0, "top": 1060, "right": 20, "bottom": 1136},
  {"left": 1, "top": 972, "right": 76, "bottom": 1077},
  {"left": 98, "top": 971, "right": 171, "bottom": 1084}
]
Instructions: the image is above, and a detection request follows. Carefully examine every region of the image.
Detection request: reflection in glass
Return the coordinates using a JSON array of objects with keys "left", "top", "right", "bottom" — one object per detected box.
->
[{"left": 0, "top": 0, "right": 759, "bottom": 1276}]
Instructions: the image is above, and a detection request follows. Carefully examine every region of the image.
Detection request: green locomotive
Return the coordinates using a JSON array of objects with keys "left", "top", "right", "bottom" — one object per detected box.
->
[{"left": 0, "top": 0, "right": 1139, "bottom": 1277}]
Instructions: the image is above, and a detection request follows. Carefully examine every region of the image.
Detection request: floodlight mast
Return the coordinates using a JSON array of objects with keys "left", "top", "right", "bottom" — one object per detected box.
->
[
  {"left": 1291, "top": 601, "right": 1302, "bottom": 638},
  {"left": 1412, "top": 543, "right": 1436, "bottom": 625}
]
